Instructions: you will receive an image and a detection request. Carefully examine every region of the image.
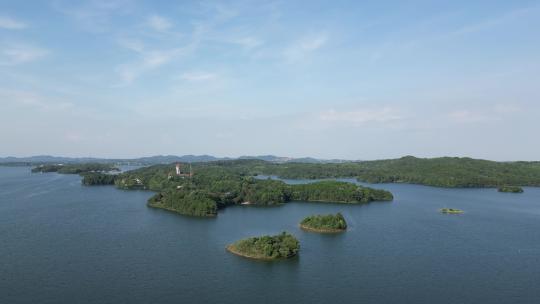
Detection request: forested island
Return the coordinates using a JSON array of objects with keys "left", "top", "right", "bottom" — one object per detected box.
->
[
  {"left": 130, "top": 163, "right": 392, "bottom": 217},
  {"left": 226, "top": 232, "right": 300, "bottom": 260},
  {"left": 300, "top": 213, "right": 347, "bottom": 233},
  {"left": 31, "top": 163, "right": 119, "bottom": 174},
  {"left": 440, "top": 208, "right": 464, "bottom": 214},
  {"left": 498, "top": 186, "right": 524, "bottom": 193},
  {"left": 29, "top": 155, "right": 540, "bottom": 217}
]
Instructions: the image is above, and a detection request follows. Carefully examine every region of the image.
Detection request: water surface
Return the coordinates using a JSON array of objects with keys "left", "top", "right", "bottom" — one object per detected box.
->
[{"left": 1, "top": 167, "right": 540, "bottom": 304}]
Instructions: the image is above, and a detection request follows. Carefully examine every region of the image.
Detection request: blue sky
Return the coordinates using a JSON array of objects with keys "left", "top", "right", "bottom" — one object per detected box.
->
[{"left": 1, "top": 0, "right": 539, "bottom": 160}]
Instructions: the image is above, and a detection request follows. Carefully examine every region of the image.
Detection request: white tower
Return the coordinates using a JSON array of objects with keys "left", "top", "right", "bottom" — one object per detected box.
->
[{"left": 176, "top": 163, "right": 181, "bottom": 176}]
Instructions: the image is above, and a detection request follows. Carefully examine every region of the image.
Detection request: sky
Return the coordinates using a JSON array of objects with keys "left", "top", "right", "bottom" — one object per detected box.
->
[{"left": 1, "top": 0, "right": 539, "bottom": 160}]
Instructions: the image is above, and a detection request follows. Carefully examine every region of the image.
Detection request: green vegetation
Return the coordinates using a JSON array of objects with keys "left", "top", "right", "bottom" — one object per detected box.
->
[
  {"left": 227, "top": 232, "right": 300, "bottom": 260},
  {"left": 300, "top": 213, "right": 347, "bottom": 232},
  {"left": 255, "top": 156, "right": 540, "bottom": 188},
  {"left": 81, "top": 173, "right": 117, "bottom": 186},
  {"left": 31, "top": 163, "right": 119, "bottom": 174},
  {"left": 498, "top": 186, "right": 524, "bottom": 193},
  {"left": 440, "top": 208, "right": 464, "bottom": 214},
  {"left": 108, "top": 162, "right": 392, "bottom": 217},
  {"left": 291, "top": 180, "right": 393, "bottom": 203},
  {"left": 148, "top": 191, "right": 218, "bottom": 217}
]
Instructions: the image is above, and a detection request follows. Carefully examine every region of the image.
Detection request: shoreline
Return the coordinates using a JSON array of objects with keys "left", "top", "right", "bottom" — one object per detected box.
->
[
  {"left": 299, "top": 224, "right": 346, "bottom": 233},
  {"left": 148, "top": 202, "right": 217, "bottom": 218},
  {"left": 226, "top": 245, "right": 291, "bottom": 261}
]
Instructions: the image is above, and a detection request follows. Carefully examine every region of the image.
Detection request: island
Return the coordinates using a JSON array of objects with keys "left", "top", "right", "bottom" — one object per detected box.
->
[
  {"left": 498, "top": 186, "right": 524, "bottom": 193},
  {"left": 31, "top": 160, "right": 394, "bottom": 217},
  {"left": 300, "top": 213, "right": 347, "bottom": 233},
  {"left": 31, "top": 163, "right": 119, "bottom": 174},
  {"left": 226, "top": 232, "right": 299, "bottom": 260},
  {"left": 33, "top": 155, "right": 540, "bottom": 218},
  {"left": 440, "top": 208, "right": 464, "bottom": 214}
]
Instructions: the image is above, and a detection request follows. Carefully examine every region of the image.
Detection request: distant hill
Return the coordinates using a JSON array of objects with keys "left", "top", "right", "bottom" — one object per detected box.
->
[{"left": 0, "top": 154, "right": 350, "bottom": 165}]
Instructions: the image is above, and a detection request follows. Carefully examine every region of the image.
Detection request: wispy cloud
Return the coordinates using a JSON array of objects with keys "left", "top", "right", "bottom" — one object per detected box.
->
[
  {"left": 146, "top": 15, "right": 173, "bottom": 31},
  {"left": 449, "top": 103, "right": 524, "bottom": 124},
  {"left": 115, "top": 46, "right": 193, "bottom": 86},
  {"left": 0, "top": 43, "right": 48, "bottom": 66},
  {"left": 448, "top": 110, "right": 490, "bottom": 123},
  {"left": 320, "top": 107, "right": 402, "bottom": 124},
  {"left": 284, "top": 32, "right": 328, "bottom": 62},
  {"left": 0, "top": 88, "right": 73, "bottom": 111},
  {"left": 180, "top": 72, "right": 218, "bottom": 82},
  {"left": 53, "top": 0, "right": 133, "bottom": 32},
  {"left": 0, "top": 16, "right": 27, "bottom": 29},
  {"left": 450, "top": 5, "right": 539, "bottom": 36}
]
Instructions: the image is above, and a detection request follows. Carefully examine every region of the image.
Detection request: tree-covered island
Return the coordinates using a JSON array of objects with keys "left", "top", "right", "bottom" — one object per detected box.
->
[
  {"left": 226, "top": 232, "right": 300, "bottom": 260},
  {"left": 440, "top": 208, "right": 464, "bottom": 214},
  {"left": 31, "top": 155, "right": 540, "bottom": 217},
  {"left": 498, "top": 186, "right": 524, "bottom": 193},
  {"left": 300, "top": 213, "right": 347, "bottom": 233},
  {"left": 32, "top": 160, "right": 393, "bottom": 217}
]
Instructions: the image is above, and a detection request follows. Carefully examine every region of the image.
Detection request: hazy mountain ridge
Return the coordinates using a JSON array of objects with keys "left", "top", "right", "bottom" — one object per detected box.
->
[{"left": 0, "top": 155, "right": 350, "bottom": 165}]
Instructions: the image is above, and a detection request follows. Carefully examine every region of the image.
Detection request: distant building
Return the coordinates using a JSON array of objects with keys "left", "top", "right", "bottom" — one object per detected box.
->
[{"left": 175, "top": 162, "right": 193, "bottom": 178}]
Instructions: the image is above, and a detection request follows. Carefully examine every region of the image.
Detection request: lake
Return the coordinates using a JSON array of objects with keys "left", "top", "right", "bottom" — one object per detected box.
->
[{"left": 1, "top": 166, "right": 540, "bottom": 304}]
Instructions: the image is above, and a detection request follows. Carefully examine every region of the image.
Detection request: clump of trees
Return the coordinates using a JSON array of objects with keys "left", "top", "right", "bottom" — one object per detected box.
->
[
  {"left": 81, "top": 173, "right": 116, "bottom": 185},
  {"left": 498, "top": 186, "right": 524, "bottom": 193},
  {"left": 290, "top": 181, "right": 393, "bottom": 203},
  {"left": 228, "top": 232, "right": 300, "bottom": 259},
  {"left": 300, "top": 213, "right": 347, "bottom": 231},
  {"left": 148, "top": 190, "right": 218, "bottom": 217}
]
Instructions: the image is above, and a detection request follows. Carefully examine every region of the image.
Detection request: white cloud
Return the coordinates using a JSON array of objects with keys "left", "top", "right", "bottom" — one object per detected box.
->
[
  {"left": 320, "top": 107, "right": 402, "bottom": 124},
  {"left": 450, "top": 6, "right": 538, "bottom": 36},
  {"left": 117, "top": 38, "right": 145, "bottom": 53},
  {"left": 0, "top": 16, "right": 27, "bottom": 29},
  {"left": 146, "top": 15, "right": 172, "bottom": 31},
  {"left": 180, "top": 72, "right": 217, "bottom": 82},
  {"left": 53, "top": 0, "right": 133, "bottom": 33},
  {"left": 448, "top": 110, "right": 491, "bottom": 123},
  {"left": 0, "top": 89, "right": 73, "bottom": 111},
  {"left": 449, "top": 105, "right": 523, "bottom": 124},
  {"left": 284, "top": 32, "right": 328, "bottom": 62},
  {"left": 115, "top": 47, "right": 192, "bottom": 86},
  {"left": 0, "top": 44, "right": 48, "bottom": 66},
  {"left": 494, "top": 104, "right": 521, "bottom": 114}
]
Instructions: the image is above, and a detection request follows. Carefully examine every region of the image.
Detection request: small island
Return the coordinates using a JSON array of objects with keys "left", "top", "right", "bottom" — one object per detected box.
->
[
  {"left": 498, "top": 186, "right": 524, "bottom": 193},
  {"left": 300, "top": 213, "right": 347, "bottom": 233},
  {"left": 226, "top": 232, "right": 299, "bottom": 260},
  {"left": 440, "top": 208, "right": 464, "bottom": 214}
]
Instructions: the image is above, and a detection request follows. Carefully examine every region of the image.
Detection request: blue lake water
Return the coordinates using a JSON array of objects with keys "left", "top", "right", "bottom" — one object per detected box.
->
[{"left": 1, "top": 166, "right": 540, "bottom": 304}]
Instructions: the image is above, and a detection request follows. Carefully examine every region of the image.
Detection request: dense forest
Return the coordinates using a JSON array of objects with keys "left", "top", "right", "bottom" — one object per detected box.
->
[
  {"left": 255, "top": 156, "right": 540, "bottom": 188},
  {"left": 81, "top": 172, "right": 117, "bottom": 186},
  {"left": 31, "top": 163, "right": 119, "bottom": 174},
  {"left": 113, "top": 162, "right": 392, "bottom": 217},
  {"left": 300, "top": 213, "right": 347, "bottom": 232},
  {"left": 30, "top": 155, "right": 540, "bottom": 217},
  {"left": 227, "top": 232, "right": 300, "bottom": 260}
]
